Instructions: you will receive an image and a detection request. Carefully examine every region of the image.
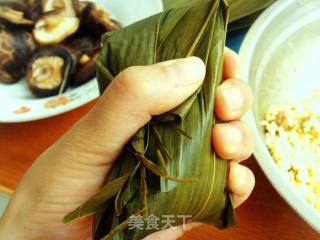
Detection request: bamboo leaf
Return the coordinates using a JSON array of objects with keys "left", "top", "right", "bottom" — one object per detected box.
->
[
  {"left": 151, "top": 125, "right": 172, "bottom": 162},
  {"left": 96, "top": 1, "right": 233, "bottom": 238},
  {"left": 118, "top": 162, "right": 141, "bottom": 208},
  {"left": 140, "top": 166, "right": 148, "bottom": 216},
  {"left": 63, "top": 174, "right": 130, "bottom": 224},
  {"left": 99, "top": 209, "right": 147, "bottom": 240},
  {"left": 228, "top": 9, "right": 264, "bottom": 32},
  {"left": 131, "top": 128, "right": 145, "bottom": 155},
  {"left": 163, "top": 0, "right": 276, "bottom": 28},
  {"left": 136, "top": 152, "right": 198, "bottom": 182},
  {"left": 67, "top": 1, "right": 238, "bottom": 239},
  {"left": 228, "top": 0, "right": 275, "bottom": 22},
  {"left": 156, "top": 149, "right": 168, "bottom": 173},
  {"left": 171, "top": 124, "right": 192, "bottom": 139},
  {"left": 114, "top": 183, "right": 124, "bottom": 216}
]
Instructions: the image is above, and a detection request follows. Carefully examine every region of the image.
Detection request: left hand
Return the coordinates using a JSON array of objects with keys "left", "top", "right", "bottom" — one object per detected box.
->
[{"left": 0, "top": 48, "right": 254, "bottom": 240}]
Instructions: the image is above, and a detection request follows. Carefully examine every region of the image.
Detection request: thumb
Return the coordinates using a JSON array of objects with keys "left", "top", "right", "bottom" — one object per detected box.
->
[{"left": 58, "top": 56, "right": 205, "bottom": 171}]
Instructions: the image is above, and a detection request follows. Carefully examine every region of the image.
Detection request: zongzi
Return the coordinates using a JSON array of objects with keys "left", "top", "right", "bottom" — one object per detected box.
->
[
  {"left": 228, "top": 0, "right": 276, "bottom": 22},
  {"left": 163, "top": 0, "right": 276, "bottom": 29},
  {"left": 64, "top": 1, "right": 237, "bottom": 239}
]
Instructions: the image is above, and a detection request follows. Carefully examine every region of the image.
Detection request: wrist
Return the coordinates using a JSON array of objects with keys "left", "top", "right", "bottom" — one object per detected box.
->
[
  {"left": 0, "top": 203, "right": 24, "bottom": 239},
  {"left": 0, "top": 213, "right": 14, "bottom": 239}
]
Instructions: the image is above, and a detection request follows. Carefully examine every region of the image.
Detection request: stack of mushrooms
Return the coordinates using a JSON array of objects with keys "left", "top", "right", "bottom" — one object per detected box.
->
[{"left": 0, "top": 0, "right": 120, "bottom": 98}]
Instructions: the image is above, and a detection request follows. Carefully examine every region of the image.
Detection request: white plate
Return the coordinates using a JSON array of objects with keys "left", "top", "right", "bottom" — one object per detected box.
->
[{"left": 0, "top": 0, "right": 163, "bottom": 123}]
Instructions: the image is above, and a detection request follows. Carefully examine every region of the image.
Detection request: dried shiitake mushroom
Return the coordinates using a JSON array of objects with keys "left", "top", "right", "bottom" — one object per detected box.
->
[
  {"left": 0, "top": 0, "right": 121, "bottom": 99},
  {"left": 64, "top": 33, "right": 100, "bottom": 85},
  {"left": 26, "top": 0, "right": 42, "bottom": 21},
  {"left": 33, "top": 10, "right": 79, "bottom": 45},
  {"left": 64, "top": 32, "right": 101, "bottom": 55},
  {"left": 0, "top": 29, "right": 36, "bottom": 84},
  {"left": 0, "top": 6, "right": 34, "bottom": 27},
  {"left": 42, "top": 0, "right": 79, "bottom": 16},
  {"left": 80, "top": 2, "right": 120, "bottom": 36},
  {"left": 26, "top": 46, "right": 76, "bottom": 97},
  {"left": 0, "top": 1, "right": 27, "bottom": 12},
  {"left": 33, "top": 0, "right": 80, "bottom": 44},
  {"left": 73, "top": 52, "right": 98, "bottom": 86}
]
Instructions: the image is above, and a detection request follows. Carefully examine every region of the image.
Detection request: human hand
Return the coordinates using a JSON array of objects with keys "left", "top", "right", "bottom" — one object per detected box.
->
[{"left": 0, "top": 48, "right": 254, "bottom": 240}]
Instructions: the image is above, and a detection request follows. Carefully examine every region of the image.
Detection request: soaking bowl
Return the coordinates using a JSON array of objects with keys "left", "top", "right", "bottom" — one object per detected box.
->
[{"left": 238, "top": 0, "right": 320, "bottom": 232}]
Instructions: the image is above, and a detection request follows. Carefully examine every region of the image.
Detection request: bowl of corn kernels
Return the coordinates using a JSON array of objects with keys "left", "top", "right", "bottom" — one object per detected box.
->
[{"left": 238, "top": 0, "right": 320, "bottom": 233}]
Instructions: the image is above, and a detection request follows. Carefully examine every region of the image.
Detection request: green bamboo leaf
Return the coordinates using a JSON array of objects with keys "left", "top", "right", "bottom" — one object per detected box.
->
[
  {"left": 131, "top": 128, "right": 145, "bottom": 155},
  {"left": 171, "top": 124, "right": 192, "bottom": 139},
  {"left": 137, "top": 152, "right": 198, "bottom": 182},
  {"left": 163, "top": 0, "right": 276, "bottom": 28},
  {"left": 228, "top": 0, "right": 276, "bottom": 22},
  {"left": 119, "top": 161, "right": 141, "bottom": 206},
  {"left": 114, "top": 183, "right": 125, "bottom": 216},
  {"left": 66, "top": 1, "right": 238, "bottom": 239},
  {"left": 156, "top": 149, "right": 169, "bottom": 173},
  {"left": 139, "top": 166, "right": 148, "bottom": 216},
  {"left": 99, "top": 209, "right": 147, "bottom": 240},
  {"left": 151, "top": 126, "right": 173, "bottom": 162},
  {"left": 114, "top": 160, "right": 141, "bottom": 216},
  {"left": 96, "top": 1, "right": 233, "bottom": 239},
  {"left": 228, "top": 9, "right": 264, "bottom": 32},
  {"left": 63, "top": 174, "right": 130, "bottom": 224}
]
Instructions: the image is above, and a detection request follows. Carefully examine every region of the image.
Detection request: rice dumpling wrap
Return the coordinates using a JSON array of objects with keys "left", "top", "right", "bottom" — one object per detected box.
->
[
  {"left": 163, "top": 0, "right": 276, "bottom": 25},
  {"left": 228, "top": 0, "right": 276, "bottom": 22},
  {"left": 228, "top": 9, "right": 264, "bottom": 32},
  {"left": 64, "top": 0, "right": 238, "bottom": 239}
]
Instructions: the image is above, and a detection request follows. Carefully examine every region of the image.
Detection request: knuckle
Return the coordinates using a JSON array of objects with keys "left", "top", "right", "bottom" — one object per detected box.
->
[
  {"left": 117, "top": 67, "right": 139, "bottom": 91},
  {"left": 115, "top": 66, "right": 147, "bottom": 100},
  {"left": 115, "top": 65, "right": 174, "bottom": 101}
]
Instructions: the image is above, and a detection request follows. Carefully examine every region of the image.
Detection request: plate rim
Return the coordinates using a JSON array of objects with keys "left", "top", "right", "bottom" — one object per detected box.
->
[{"left": 0, "top": 0, "right": 164, "bottom": 123}]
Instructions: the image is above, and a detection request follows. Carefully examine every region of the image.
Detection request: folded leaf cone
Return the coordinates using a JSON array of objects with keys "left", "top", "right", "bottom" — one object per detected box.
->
[
  {"left": 163, "top": 0, "right": 276, "bottom": 31},
  {"left": 228, "top": 0, "right": 276, "bottom": 22},
  {"left": 64, "top": 1, "right": 237, "bottom": 239},
  {"left": 228, "top": 0, "right": 276, "bottom": 31}
]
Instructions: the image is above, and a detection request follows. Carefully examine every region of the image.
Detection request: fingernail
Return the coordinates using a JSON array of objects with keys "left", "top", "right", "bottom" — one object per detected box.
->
[
  {"left": 166, "top": 57, "right": 205, "bottom": 88},
  {"left": 220, "top": 84, "right": 243, "bottom": 112}
]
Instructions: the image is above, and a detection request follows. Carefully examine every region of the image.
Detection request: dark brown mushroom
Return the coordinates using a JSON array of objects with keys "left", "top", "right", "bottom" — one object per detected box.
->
[
  {"left": 72, "top": 52, "right": 98, "bottom": 86},
  {"left": 26, "top": 46, "right": 76, "bottom": 97},
  {"left": 0, "top": 29, "right": 36, "bottom": 84},
  {"left": 79, "top": 1, "right": 89, "bottom": 12},
  {"left": 0, "top": 6, "right": 34, "bottom": 27},
  {"left": 64, "top": 32, "right": 101, "bottom": 56},
  {"left": 42, "top": 0, "right": 79, "bottom": 16},
  {"left": 33, "top": 9, "right": 80, "bottom": 45},
  {"left": 64, "top": 33, "right": 101, "bottom": 85},
  {"left": 80, "top": 2, "right": 121, "bottom": 36},
  {"left": 0, "top": 1, "right": 27, "bottom": 12},
  {"left": 26, "top": 0, "right": 42, "bottom": 21}
]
